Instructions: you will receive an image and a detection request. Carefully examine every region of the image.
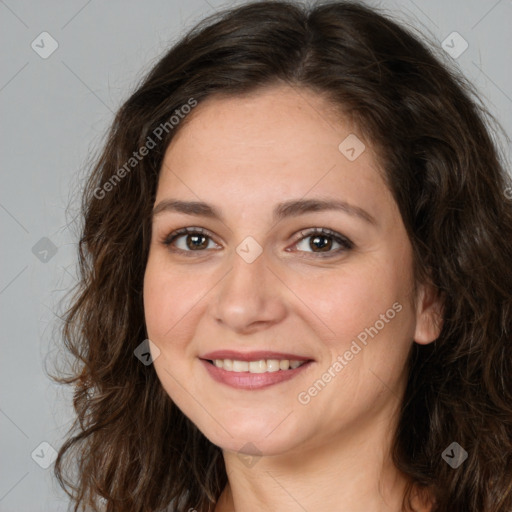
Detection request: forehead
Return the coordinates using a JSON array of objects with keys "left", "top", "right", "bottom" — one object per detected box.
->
[
  {"left": 156, "top": 85, "right": 394, "bottom": 222},
  {"left": 167, "top": 85, "right": 362, "bottom": 162}
]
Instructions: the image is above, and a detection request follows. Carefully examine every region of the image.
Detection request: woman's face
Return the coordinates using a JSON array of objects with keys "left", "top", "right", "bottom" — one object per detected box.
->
[{"left": 143, "top": 85, "right": 440, "bottom": 457}]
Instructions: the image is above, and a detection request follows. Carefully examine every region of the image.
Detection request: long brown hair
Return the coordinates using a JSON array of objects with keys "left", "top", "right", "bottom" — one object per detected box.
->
[{"left": 51, "top": 1, "right": 512, "bottom": 511}]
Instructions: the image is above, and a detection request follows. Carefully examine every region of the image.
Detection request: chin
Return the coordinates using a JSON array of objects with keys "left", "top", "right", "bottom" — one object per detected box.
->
[{"left": 197, "top": 415, "right": 305, "bottom": 457}]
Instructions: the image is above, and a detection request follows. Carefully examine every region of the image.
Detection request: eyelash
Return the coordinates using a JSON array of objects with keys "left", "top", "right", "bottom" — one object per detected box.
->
[{"left": 161, "top": 227, "right": 354, "bottom": 259}]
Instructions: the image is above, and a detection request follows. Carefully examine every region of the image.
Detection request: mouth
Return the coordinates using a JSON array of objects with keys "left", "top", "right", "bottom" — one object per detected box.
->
[
  {"left": 204, "top": 358, "right": 308, "bottom": 373},
  {"left": 199, "top": 350, "right": 314, "bottom": 390}
]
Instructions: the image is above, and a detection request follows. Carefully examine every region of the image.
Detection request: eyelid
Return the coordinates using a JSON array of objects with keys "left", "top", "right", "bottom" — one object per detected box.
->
[
  {"left": 289, "top": 227, "right": 354, "bottom": 256},
  {"left": 161, "top": 227, "right": 221, "bottom": 256},
  {"left": 161, "top": 226, "right": 354, "bottom": 257}
]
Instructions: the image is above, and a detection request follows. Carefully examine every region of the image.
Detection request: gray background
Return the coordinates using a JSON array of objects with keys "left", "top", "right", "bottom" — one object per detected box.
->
[{"left": 1, "top": 0, "right": 511, "bottom": 510}]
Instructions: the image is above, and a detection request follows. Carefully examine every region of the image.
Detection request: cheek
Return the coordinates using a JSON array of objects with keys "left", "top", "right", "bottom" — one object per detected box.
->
[
  {"left": 289, "top": 249, "right": 415, "bottom": 353},
  {"left": 143, "top": 259, "right": 201, "bottom": 402},
  {"left": 143, "top": 256, "right": 199, "bottom": 345}
]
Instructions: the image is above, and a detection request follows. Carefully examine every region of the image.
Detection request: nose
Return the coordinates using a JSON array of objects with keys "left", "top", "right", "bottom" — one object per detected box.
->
[{"left": 212, "top": 247, "right": 287, "bottom": 334}]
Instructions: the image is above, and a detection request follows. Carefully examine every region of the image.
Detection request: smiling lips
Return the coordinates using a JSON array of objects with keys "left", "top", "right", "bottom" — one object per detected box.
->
[
  {"left": 200, "top": 350, "right": 314, "bottom": 389},
  {"left": 212, "top": 358, "right": 306, "bottom": 372}
]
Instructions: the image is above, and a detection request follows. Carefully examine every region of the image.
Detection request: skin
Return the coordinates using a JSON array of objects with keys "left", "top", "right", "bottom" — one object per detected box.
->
[{"left": 143, "top": 84, "right": 442, "bottom": 512}]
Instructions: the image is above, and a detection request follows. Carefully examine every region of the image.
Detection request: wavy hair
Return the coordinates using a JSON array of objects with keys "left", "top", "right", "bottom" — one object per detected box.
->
[{"left": 51, "top": 1, "right": 512, "bottom": 511}]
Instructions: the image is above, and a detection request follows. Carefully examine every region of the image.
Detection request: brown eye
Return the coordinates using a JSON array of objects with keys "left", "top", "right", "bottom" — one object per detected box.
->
[
  {"left": 308, "top": 234, "right": 333, "bottom": 252},
  {"left": 184, "top": 233, "right": 209, "bottom": 250},
  {"left": 163, "top": 227, "right": 219, "bottom": 255},
  {"left": 293, "top": 228, "right": 353, "bottom": 257}
]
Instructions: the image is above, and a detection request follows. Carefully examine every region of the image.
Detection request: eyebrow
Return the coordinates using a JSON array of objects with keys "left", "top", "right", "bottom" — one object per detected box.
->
[{"left": 152, "top": 198, "right": 377, "bottom": 225}]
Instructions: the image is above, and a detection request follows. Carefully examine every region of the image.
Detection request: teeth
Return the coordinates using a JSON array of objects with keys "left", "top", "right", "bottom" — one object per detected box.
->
[
  {"left": 249, "top": 360, "right": 267, "bottom": 373},
  {"left": 267, "top": 359, "right": 280, "bottom": 372},
  {"left": 233, "top": 360, "right": 249, "bottom": 372},
  {"left": 211, "top": 358, "right": 307, "bottom": 373}
]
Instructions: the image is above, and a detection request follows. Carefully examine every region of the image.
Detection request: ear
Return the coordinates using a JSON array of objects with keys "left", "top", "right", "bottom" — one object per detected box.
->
[{"left": 413, "top": 281, "right": 444, "bottom": 345}]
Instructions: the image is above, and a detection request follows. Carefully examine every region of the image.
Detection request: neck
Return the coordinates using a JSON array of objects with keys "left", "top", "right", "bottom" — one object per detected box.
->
[{"left": 213, "top": 406, "right": 427, "bottom": 512}]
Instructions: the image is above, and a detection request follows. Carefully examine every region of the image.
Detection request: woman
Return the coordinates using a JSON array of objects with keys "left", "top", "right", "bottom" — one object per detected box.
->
[{"left": 52, "top": 1, "right": 512, "bottom": 511}]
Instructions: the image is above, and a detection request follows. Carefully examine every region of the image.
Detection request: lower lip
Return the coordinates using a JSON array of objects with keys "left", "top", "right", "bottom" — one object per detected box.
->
[{"left": 200, "top": 359, "right": 313, "bottom": 390}]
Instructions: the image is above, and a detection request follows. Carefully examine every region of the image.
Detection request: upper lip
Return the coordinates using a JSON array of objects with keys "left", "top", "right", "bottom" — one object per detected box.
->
[{"left": 200, "top": 350, "right": 313, "bottom": 362}]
